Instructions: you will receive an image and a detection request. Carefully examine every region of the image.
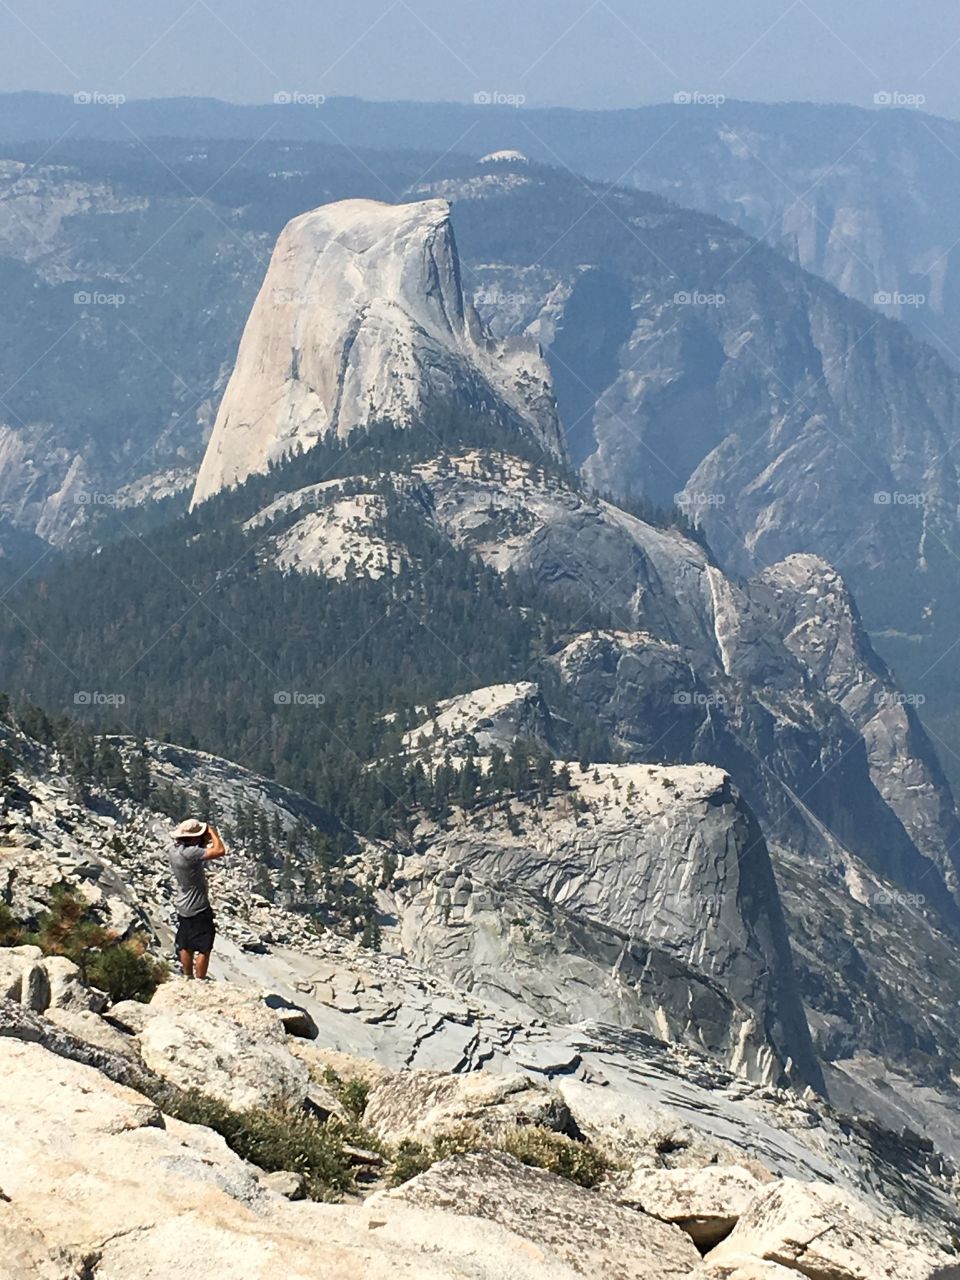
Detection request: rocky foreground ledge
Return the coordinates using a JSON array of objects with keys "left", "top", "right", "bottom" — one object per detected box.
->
[{"left": 2, "top": 961, "right": 959, "bottom": 1280}]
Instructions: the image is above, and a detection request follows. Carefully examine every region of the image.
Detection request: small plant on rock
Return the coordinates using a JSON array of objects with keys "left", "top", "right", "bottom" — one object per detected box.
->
[
  {"left": 87, "top": 933, "right": 168, "bottom": 1004},
  {"left": 33, "top": 886, "right": 112, "bottom": 973},
  {"left": 30, "top": 886, "right": 167, "bottom": 1002},
  {"left": 337, "top": 1078, "right": 371, "bottom": 1120},
  {"left": 387, "top": 1123, "right": 615, "bottom": 1190},
  {"left": 389, "top": 1125, "right": 487, "bottom": 1186},
  {"left": 0, "top": 902, "right": 24, "bottom": 945},
  {"left": 500, "top": 1126, "right": 612, "bottom": 1188},
  {"left": 155, "top": 1089, "right": 356, "bottom": 1202}
]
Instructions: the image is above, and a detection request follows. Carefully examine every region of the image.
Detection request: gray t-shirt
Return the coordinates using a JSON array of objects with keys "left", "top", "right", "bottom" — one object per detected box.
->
[{"left": 169, "top": 842, "right": 210, "bottom": 917}]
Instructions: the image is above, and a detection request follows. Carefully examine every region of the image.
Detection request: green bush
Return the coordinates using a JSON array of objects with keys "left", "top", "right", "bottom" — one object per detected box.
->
[
  {"left": 337, "top": 1078, "right": 371, "bottom": 1120},
  {"left": 500, "top": 1126, "right": 612, "bottom": 1188},
  {"left": 153, "top": 1087, "right": 358, "bottom": 1201},
  {"left": 387, "top": 1122, "right": 614, "bottom": 1190},
  {"left": 30, "top": 887, "right": 167, "bottom": 1002},
  {"left": 389, "top": 1125, "right": 488, "bottom": 1186},
  {"left": 390, "top": 1138, "right": 434, "bottom": 1185},
  {"left": 0, "top": 903, "right": 23, "bottom": 945},
  {"left": 87, "top": 936, "right": 168, "bottom": 1004}
]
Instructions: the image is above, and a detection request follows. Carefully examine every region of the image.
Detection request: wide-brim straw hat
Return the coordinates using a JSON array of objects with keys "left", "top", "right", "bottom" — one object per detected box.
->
[{"left": 173, "top": 818, "right": 208, "bottom": 840}]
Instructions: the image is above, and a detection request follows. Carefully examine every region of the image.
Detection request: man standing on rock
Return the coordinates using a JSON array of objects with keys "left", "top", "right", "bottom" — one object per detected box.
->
[{"left": 170, "top": 818, "right": 225, "bottom": 979}]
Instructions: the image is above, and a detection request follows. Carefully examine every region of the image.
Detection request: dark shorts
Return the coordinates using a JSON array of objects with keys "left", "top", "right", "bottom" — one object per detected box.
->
[{"left": 175, "top": 907, "right": 216, "bottom": 954}]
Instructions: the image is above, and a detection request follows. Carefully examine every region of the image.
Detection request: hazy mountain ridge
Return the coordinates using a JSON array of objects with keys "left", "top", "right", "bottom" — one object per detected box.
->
[{"left": 5, "top": 91, "right": 960, "bottom": 354}]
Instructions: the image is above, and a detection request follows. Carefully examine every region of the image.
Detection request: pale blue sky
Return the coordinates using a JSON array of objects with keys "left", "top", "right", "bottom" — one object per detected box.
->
[{"left": 3, "top": 0, "right": 960, "bottom": 116}]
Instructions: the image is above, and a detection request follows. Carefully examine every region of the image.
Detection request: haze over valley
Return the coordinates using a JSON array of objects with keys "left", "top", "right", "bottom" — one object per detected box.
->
[{"left": 5, "top": 6, "right": 960, "bottom": 1278}]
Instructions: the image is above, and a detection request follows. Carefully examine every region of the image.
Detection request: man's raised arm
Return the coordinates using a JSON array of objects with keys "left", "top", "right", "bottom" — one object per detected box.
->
[{"left": 202, "top": 825, "right": 226, "bottom": 861}]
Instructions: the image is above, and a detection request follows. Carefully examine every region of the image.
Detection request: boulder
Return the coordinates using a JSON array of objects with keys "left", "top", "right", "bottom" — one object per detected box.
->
[
  {"left": 0, "top": 1196, "right": 86, "bottom": 1280},
  {"left": 707, "top": 1178, "right": 959, "bottom": 1280},
  {"left": 262, "top": 992, "right": 318, "bottom": 1039},
  {"left": 364, "top": 1069, "right": 573, "bottom": 1144},
  {"left": 106, "top": 998, "right": 155, "bottom": 1035},
  {"left": 43, "top": 955, "right": 107, "bottom": 1012},
  {"left": 20, "top": 960, "right": 49, "bottom": 1012},
  {"left": 304, "top": 1080, "right": 347, "bottom": 1123},
  {"left": 620, "top": 1164, "right": 769, "bottom": 1248},
  {"left": 0, "top": 1036, "right": 609, "bottom": 1279},
  {"left": 45, "top": 1008, "right": 144, "bottom": 1061},
  {"left": 695, "top": 1260, "right": 798, "bottom": 1278},
  {"left": 96, "top": 1200, "right": 591, "bottom": 1280},
  {"left": 259, "top": 1170, "right": 306, "bottom": 1200},
  {"left": 0, "top": 942, "right": 42, "bottom": 968},
  {"left": 381, "top": 1150, "right": 701, "bottom": 1279},
  {"left": 139, "top": 981, "right": 309, "bottom": 1110},
  {"left": 0, "top": 945, "right": 49, "bottom": 1011},
  {"left": 289, "top": 1040, "right": 394, "bottom": 1088},
  {"left": 0, "top": 996, "right": 160, "bottom": 1094},
  {"left": 1, "top": 1038, "right": 162, "bottom": 1143},
  {"left": 0, "top": 947, "right": 107, "bottom": 1015}
]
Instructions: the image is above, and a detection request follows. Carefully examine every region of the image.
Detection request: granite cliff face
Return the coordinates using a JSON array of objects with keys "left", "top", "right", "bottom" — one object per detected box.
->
[
  {"left": 394, "top": 760, "right": 821, "bottom": 1090},
  {"left": 424, "top": 159, "right": 960, "bottom": 644},
  {"left": 583, "top": 103, "right": 960, "bottom": 367},
  {"left": 191, "top": 198, "right": 561, "bottom": 505},
  {"left": 252, "top": 450, "right": 960, "bottom": 916},
  {"left": 236, "top": 443, "right": 960, "bottom": 1098},
  {"left": 5, "top": 144, "right": 960, "bottom": 700}
]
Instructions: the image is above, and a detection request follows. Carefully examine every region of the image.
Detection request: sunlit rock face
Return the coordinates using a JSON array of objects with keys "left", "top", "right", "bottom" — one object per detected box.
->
[{"left": 191, "top": 197, "right": 561, "bottom": 505}]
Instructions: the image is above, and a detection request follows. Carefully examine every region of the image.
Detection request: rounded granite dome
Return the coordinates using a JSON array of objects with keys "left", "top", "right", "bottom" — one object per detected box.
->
[{"left": 477, "top": 149, "right": 530, "bottom": 166}]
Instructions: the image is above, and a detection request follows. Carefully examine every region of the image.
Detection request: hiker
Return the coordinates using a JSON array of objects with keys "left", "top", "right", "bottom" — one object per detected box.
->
[{"left": 170, "top": 817, "right": 225, "bottom": 979}]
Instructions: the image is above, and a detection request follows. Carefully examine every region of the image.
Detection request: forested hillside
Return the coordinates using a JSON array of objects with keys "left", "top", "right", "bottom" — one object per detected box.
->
[{"left": 0, "top": 414, "right": 623, "bottom": 840}]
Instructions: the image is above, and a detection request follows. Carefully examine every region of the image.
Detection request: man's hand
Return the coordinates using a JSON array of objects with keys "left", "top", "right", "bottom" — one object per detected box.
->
[{"left": 202, "top": 824, "right": 226, "bottom": 862}]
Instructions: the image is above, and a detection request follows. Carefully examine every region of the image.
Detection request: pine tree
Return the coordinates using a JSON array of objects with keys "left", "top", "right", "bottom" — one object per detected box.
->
[
  {"left": 127, "top": 738, "right": 151, "bottom": 802},
  {"left": 489, "top": 745, "right": 509, "bottom": 795},
  {"left": 0, "top": 748, "right": 14, "bottom": 811},
  {"left": 508, "top": 741, "right": 530, "bottom": 795},
  {"left": 94, "top": 738, "right": 128, "bottom": 794},
  {"left": 195, "top": 782, "right": 215, "bottom": 824}
]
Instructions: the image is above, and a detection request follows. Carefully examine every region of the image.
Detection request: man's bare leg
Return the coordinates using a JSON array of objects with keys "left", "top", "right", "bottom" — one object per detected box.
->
[
  {"left": 179, "top": 948, "right": 195, "bottom": 978},
  {"left": 194, "top": 951, "right": 211, "bottom": 980}
]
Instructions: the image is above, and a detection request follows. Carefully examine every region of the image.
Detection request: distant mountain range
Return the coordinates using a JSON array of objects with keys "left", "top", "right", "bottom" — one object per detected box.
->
[
  {"left": 3, "top": 126, "right": 960, "bottom": 769},
  {"left": 6, "top": 91, "right": 960, "bottom": 360}
]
